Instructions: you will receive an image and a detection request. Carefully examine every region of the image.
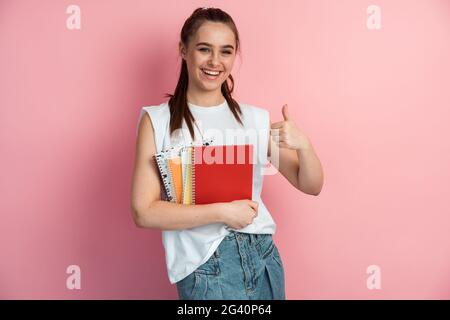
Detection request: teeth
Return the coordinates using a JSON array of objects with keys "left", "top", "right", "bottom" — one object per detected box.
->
[{"left": 202, "top": 69, "right": 220, "bottom": 76}]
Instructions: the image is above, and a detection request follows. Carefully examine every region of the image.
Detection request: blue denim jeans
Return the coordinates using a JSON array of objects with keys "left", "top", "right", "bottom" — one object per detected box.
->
[{"left": 175, "top": 230, "right": 286, "bottom": 300}]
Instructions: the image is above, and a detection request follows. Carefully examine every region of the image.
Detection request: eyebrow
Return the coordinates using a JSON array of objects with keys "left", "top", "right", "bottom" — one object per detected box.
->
[{"left": 196, "top": 42, "right": 235, "bottom": 50}]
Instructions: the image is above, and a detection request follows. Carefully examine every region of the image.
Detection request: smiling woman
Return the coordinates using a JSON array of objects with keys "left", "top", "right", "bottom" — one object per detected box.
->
[
  {"left": 130, "top": 6, "right": 322, "bottom": 301},
  {"left": 168, "top": 9, "right": 245, "bottom": 142},
  {"left": 130, "top": 6, "right": 286, "bottom": 301}
]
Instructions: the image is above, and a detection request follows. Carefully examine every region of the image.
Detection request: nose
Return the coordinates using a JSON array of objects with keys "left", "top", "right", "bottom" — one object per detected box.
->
[{"left": 207, "top": 51, "right": 220, "bottom": 67}]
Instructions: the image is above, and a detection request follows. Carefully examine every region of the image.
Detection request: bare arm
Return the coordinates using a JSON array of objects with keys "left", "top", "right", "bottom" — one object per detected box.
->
[
  {"left": 295, "top": 144, "right": 324, "bottom": 195},
  {"left": 268, "top": 105, "right": 324, "bottom": 195},
  {"left": 268, "top": 137, "right": 323, "bottom": 195},
  {"left": 136, "top": 201, "right": 226, "bottom": 231},
  {"left": 130, "top": 111, "right": 226, "bottom": 230}
]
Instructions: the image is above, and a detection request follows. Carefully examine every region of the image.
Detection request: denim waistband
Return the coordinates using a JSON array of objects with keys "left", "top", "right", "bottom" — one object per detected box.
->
[{"left": 224, "top": 230, "right": 272, "bottom": 246}]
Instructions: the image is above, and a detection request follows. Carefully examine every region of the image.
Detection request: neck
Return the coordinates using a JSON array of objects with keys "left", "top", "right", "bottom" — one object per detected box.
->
[{"left": 186, "top": 85, "right": 226, "bottom": 107}]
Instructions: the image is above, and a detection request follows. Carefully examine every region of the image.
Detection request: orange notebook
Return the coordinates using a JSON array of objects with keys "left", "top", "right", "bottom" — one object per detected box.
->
[
  {"left": 167, "top": 156, "right": 183, "bottom": 203},
  {"left": 191, "top": 144, "right": 253, "bottom": 204}
]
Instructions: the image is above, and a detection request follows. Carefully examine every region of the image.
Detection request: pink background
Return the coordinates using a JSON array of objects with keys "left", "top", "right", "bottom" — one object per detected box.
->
[{"left": 1, "top": 0, "right": 450, "bottom": 299}]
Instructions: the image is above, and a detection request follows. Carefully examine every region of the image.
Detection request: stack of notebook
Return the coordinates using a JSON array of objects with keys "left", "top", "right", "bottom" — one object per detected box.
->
[{"left": 154, "top": 144, "right": 253, "bottom": 204}]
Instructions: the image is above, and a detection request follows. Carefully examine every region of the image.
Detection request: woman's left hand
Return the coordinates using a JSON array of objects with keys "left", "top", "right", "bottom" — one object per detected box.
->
[{"left": 270, "top": 104, "right": 311, "bottom": 151}]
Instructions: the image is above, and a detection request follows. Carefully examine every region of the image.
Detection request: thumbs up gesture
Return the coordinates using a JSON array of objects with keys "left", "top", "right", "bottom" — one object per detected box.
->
[{"left": 270, "top": 104, "right": 311, "bottom": 150}]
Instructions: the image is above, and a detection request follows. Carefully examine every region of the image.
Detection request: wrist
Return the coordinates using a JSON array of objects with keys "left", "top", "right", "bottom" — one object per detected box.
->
[
  {"left": 297, "top": 141, "right": 313, "bottom": 153},
  {"left": 213, "top": 202, "right": 227, "bottom": 224}
]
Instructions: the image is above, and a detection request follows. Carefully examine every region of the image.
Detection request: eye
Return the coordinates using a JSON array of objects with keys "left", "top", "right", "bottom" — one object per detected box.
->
[{"left": 199, "top": 48, "right": 232, "bottom": 55}]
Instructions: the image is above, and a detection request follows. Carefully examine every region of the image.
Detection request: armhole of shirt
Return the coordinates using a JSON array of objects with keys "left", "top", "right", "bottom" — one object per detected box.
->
[
  {"left": 261, "top": 109, "right": 270, "bottom": 165},
  {"left": 252, "top": 106, "right": 270, "bottom": 165},
  {"left": 136, "top": 104, "right": 170, "bottom": 153}
]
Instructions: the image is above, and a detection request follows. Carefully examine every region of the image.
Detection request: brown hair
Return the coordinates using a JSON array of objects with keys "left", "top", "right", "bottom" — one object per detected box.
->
[{"left": 164, "top": 7, "right": 243, "bottom": 142}]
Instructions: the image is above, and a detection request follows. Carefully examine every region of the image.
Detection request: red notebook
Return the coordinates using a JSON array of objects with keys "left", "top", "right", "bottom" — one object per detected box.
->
[{"left": 191, "top": 144, "right": 253, "bottom": 204}]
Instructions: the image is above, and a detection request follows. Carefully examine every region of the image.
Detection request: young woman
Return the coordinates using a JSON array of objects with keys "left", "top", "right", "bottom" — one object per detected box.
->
[{"left": 131, "top": 7, "right": 324, "bottom": 300}]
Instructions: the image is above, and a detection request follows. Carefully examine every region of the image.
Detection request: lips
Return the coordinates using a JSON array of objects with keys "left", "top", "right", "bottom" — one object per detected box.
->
[
  {"left": 201, "top": 68, "right": 222, "bottom": 73},
  {"left": 200, "top": 68, "right": 223, "bottom": 80}
]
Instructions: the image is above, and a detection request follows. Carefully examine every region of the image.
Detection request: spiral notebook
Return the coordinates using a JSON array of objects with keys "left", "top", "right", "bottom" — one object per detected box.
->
[
  {"left": 154, "top": 138, "right": 213, "bottom": 203},
  {"left": 154, "top": 151, "right": 175, "bottom": 202},
  {"left": 190, "top": 144, "right": 253, "bottom": 204},
  {"left": 154, "top": 144, "right": 253, "bottom": 204}
]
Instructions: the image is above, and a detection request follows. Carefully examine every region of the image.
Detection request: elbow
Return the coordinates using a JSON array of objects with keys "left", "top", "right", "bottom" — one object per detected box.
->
[
  {"left": 297, "top": 182, "right": 323, "bottom": 196},
  {"left": 300, "top": 187, "right": 322, "bottom": 196},
  {"left": 131, "top": 206, "right": 153, "bottom": 229},
  {"left": 132, "top": 204, "right": 161, "bottom": 229},
  {"left": 311, "top": 180, "right": 324, "bottom": 196},
  {"left": 309, "top": 181, "right": 323, "bottom": 196},
  {"left": 313, "top": 175, "right": 324, "bottom": 196},
  {"left": 131, "top": 208, "right": 144, "bottom": 228},
  {"left": 297, "top": 173, "right": 324, "bottom": 196}
]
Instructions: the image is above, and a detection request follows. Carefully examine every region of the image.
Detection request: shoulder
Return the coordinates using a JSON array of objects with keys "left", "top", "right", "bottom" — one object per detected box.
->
[
  {"left": 139, "top": 101, "right": 170, "bottom": 127},
  {"left": 238, "top": 102, "right": 270, "bottom": 124},
  {"left": 141, "top": 101, "right": 170, "bottom": 118},
  {"left": 239, "top": 102, "right": 268, "bottom": 114},
  {"left": 136, "top": 101, "right": 170, "bottom": 137}
]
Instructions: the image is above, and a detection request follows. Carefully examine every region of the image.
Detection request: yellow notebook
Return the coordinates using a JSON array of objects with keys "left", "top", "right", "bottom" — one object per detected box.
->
[
  {"left": 181, "top": 146, "right": 193, "bottom": 205},
  {"left": 168, "top": 156, "right": 183, "bottom": 203},
  {"left": 153, "top": 138, "right": 214, "bottom": 203}
]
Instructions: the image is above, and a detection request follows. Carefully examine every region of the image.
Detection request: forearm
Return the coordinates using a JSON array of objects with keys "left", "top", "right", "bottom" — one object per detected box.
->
[
  {"left": 296, "top": 144, "right": 324, "bottom": 195},
  {"left": 135, "top": 200, "right": 225, "bottom": 231}
]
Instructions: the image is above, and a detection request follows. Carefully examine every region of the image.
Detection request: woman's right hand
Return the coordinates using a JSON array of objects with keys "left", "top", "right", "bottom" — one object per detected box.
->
[{"left": 218, "top": 199, "right": 259, "bottom": 229}]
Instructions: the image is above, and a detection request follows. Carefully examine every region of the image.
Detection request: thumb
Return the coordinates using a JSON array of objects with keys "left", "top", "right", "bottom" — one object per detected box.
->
[
  {"left": 248, "top": 200, "right": 259, "bottom": 211},
  {"left": 282, "top": 104, "right": 290, "bottom": 121}
]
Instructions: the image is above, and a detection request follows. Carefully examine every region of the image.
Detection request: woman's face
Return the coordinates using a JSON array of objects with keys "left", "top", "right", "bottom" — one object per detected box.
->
[{"left": 180, "top": 21, "right": 237, "bottom": 92}]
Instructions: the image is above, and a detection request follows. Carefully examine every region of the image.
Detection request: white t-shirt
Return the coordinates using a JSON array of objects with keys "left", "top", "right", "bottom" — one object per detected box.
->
[{"left": 136, "top": 99, "right": 277, "bottom": 284}]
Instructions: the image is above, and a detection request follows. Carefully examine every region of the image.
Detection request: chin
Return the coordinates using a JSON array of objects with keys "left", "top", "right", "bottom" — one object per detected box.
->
[
  {"left": 197, "top": 79, "right": 223, "bottom": 90},
  {"left": 201, "top": 84, "right": 222, "bottom": 92}
]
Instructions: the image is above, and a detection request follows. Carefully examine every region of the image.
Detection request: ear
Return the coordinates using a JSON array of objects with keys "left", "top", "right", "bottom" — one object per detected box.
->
[{"left": 179, "top": 42, "right": 186, "bottom": 59}]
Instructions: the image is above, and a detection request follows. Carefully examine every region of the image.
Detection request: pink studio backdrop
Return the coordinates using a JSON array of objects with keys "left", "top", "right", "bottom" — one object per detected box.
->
[{"left": 1, "top": 0, "right": 450, "bottom": 299}]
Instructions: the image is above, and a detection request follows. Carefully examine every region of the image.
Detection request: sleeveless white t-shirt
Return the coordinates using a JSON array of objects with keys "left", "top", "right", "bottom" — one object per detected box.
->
[{"left": 136, "top": 99, "right": 276, "bottom": 284}]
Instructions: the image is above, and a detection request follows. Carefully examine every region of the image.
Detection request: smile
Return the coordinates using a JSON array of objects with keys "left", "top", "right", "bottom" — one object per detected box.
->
[{"left": 201, "top": 68, "right": 222, "bottom": 80}]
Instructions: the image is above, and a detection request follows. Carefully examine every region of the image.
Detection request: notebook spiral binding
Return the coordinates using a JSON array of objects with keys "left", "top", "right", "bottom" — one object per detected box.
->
[
  {"left": 154, "top": 136, "right": 215, "bottom": 204},
  {"left": 180, "top": 147, "right": 186, "bottom": 204},
  {"left": 154, "top": 152, "right": 174, "bottom": 202},
  {"left": 191, "top": 146, "right": 196, "bottom": 205},
  {"left": 191, "top": 137, "right": 214, "bottom": 205},
  {"left": 180, "top": 146, "right": 190, "bottom": 205}
]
